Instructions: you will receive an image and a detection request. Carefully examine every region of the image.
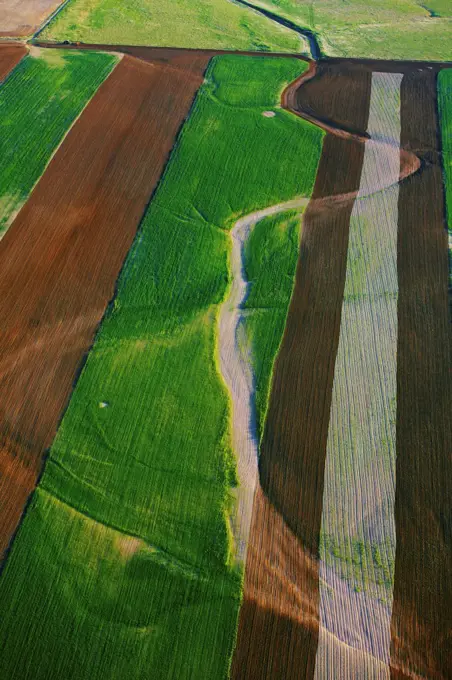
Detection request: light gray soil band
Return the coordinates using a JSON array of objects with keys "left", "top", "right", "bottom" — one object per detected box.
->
[{"left": 314, "top": 71, "right": 403, "bottom": 678}]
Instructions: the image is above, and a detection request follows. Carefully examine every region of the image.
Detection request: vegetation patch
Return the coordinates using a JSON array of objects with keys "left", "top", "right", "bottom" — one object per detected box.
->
[
  {"left": 243, "top": 208, "right": 303, "bottom": 439},
  {"left": 0, "top": 48, "right": 117, "bottom": 235},
  {"left": 40, "top": 0, "right": 301, "bottom": 51},
  {"left": 248, "top": 0, "right": 452, "bottom": 59}
]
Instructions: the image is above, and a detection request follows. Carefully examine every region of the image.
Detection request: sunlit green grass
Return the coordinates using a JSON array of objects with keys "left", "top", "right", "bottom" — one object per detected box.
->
[
  {"left": 245, "top": 0, "right": 452, "bottom": 59},
  {"left": 41, "top": 0, "right": 301, "bottom": 51},
  {"left": 0, "top": 48, "right": 117, "bottom": 234}
]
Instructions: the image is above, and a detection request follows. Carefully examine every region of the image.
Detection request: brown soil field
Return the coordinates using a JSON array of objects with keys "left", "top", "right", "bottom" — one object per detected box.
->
[
  {"left": 0, "top": 0, "right": 65, "bottom": 38},
  {"left": 390, "top": 68, "right": 452, "bottom": 680},
  {"left": 0, "top": 42, "right": 27, "bottom": 82},
  {"left": 0, "top": 52, "right": 209, "bottom": 563},
  {"left": 230, "top": 64, "right": 372, "bottom": 680}
]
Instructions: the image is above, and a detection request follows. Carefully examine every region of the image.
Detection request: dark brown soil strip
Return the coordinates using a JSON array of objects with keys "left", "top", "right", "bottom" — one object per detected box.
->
[
  {"left": 0, "top": 52, "right": 209, "bottom": 564},
  {"left": 32, "top": 40, "right": 311, "bottom": 63},
  {"left": 230, "top": 64, "right": 372, "bottom": 680},
  {"left": 0, "top": 43, "right": 28, "bottom": 82},
  {"left": 390, "top": 69, "right": 452, "bottom": 680}
]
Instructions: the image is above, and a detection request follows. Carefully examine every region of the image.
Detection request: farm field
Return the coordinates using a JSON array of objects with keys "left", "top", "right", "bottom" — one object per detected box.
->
[
  {"left": 0, "top": 54, "right": 324, "bottom": 679},
  {"left": 39, "top": 0, "right": 302, "bottom": 52},
  {"left": 39, "top": 0, "right": 452, "bottom": 60},
  {"left": 0, "top": 0, "right": 65, "bottom": 37},
  {"left": 438, "top": 68, "right": 452, "bottom": 288},
  {"left": 0, "top": 0, "right": 451, "bottom": 678},
  {"left": 0, "top": 46, "right": 117, "bottom": 235},
  {"left": 0, "top": 42, "right": 27, "bottom": 81},
  {"left": 0, "top": 49, "right": 209, "bottom": 563}
]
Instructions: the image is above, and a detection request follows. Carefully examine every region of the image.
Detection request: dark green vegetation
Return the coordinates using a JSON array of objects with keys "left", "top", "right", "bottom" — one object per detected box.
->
[
  {"left": 438, "top": 68, "right": 452, "bottom": 287},
  {"left": 0, "top": 55, "right": 322, "bottom": 679},
  {"left": 40, "top": 0, "right": 302, "bottom": 51},
  {"left": 0, "top": 48, "right": 117, "bottom": 234},
  {"left": 244, "top": 209, "right": 303, "bottom": 439}
]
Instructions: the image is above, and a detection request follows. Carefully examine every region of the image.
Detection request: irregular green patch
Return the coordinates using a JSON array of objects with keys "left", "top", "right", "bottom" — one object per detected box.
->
[
  {"left": 0, "top": 55, "right": 322, "bottom": 679},
  {"left": 40, "top": 0, "right": 300, "bottom": 51},
  {"left": 0, "top": 48, "right": 117, "bottom": 234},
  {"left": 244, "top": 209, "right": 303, "bottom": 439},
  {"left": 438, "top": 68, "right": 452, "bottom": 289}
]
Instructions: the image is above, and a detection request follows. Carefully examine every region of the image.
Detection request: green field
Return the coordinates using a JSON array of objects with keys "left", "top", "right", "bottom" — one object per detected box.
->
[
  {"left": 40, "top": 0, "right": 452, "bottom": 59},
  {"left": 253, "top": 0, "right": 452, "bottom": 59},
  {"left": 0, "top": 48, "right": 117, "bottom": 235},
  {"left": 244, "top": 209, "right": 303, "bottom": 439},
  {"left": 0, "top": 55, "right": 322, "bottom": 679},
  {"left": 438, "top": 68, "right": 452, "bottom": 287},
  {"left": 40, "top": 0, "right": 302, "bottom": 51}
]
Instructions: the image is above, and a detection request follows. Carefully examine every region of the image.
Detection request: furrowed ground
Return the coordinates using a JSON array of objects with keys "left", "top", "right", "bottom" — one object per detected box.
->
[
  {"left": 39, "top": 0, "right": 301, "bottom": 52},
  {"left": 0, "top": 55, "right": 322, "bottom": 679},
  {"left": 0, "top": 48, "right": 118, "bottom": 235},
  {"left": 0, "top": 44, "right": 27, "bottom": 83}
]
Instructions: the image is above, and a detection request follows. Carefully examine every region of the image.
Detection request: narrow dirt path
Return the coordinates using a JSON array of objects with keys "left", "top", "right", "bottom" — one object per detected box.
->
[{"left": 218, "top": 197, "right": 308, "bottom": 564}]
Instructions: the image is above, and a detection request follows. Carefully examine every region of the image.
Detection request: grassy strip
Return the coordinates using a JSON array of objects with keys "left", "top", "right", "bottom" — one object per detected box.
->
[
  {"left": 438, "top": 68, "right": 452, "bottom": 289},
  {"left": 0, "top": 55, "right": 322, "bottom": 679},
  {"left": 244, "top": 209, "right": 303, "bottom": 439},
  {"left": 0, "top": 48, "right": 118, "bottom": 235},
  {"left": 40, "top": 0, "right": 300, "bottom": 51}
]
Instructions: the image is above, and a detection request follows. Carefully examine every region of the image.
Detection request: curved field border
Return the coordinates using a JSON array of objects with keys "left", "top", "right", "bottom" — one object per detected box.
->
[{"left": 231, "top": 61, "right": 372, "bottom": 680}]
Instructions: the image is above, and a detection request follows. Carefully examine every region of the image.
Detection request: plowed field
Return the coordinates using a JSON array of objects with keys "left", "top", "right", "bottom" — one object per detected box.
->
[
  {"left": 0, "top": 52, "right": 208, "bottom": 562},
  {"left": 390, "top": 67, "right": 452, "bottom": 680},
  {"left": 0, "top": 43, "right": 27, "bottom": 81}
]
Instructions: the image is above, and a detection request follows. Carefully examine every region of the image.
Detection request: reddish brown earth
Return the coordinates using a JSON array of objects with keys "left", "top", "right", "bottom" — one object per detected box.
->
[
  {"left": 0, "top": 43, "right": 27, "bottom": 82},
  {"left": 390, "top": 68, "right": 452, "bottom": 680},
  {"left": 0, "top": 52, "right": 209, "bottom": 563},
  {"left": 230, "top": 64, "right": 372, "bottom": 680}
]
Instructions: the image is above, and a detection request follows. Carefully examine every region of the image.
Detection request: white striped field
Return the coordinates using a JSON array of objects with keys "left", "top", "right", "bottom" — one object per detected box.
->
[{"left": 314, "top": 71, "right": 403, "bottom": 678}]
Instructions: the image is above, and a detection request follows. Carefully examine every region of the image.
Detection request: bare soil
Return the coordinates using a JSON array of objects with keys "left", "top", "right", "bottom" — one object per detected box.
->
[
  {"left": 390, "top": 67, "right": 452, "bottom": 680},
  {"left": 0, "top": 52, "right": 208, "bottom": 562},
  {"left": 0, "top": 0, "right": 65, "bottom": 37},
  {"left": 0, "top": 42, "right": 27, "bottom": 81}
]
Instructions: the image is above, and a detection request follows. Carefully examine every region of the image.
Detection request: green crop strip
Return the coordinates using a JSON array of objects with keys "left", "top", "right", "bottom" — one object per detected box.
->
[
  {"left": 0, "top": 48, "right": 118, "bottom": 235},
  {"left": 40, "top": 0, "right": 302, "bottom": 52},
  {"left": 0, "top": 55, "right": 322, "bottom": 679},
  {"left": 244, "top": 209, "right": 303, "bottom": 439},
  {"left": 438, "top": 68, "right": 452, "bottom": 290}
]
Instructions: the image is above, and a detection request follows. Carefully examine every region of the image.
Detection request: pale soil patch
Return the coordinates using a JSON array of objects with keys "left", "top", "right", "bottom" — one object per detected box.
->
[
  {"left": 218, "top": 196, "right": 308, "bottom": 564},
  {"left": 0, "top": 0, "right": 65, "bottom": 37},
  {"left": 314, "top": 71, "right": 403, "bottom": 677}
]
